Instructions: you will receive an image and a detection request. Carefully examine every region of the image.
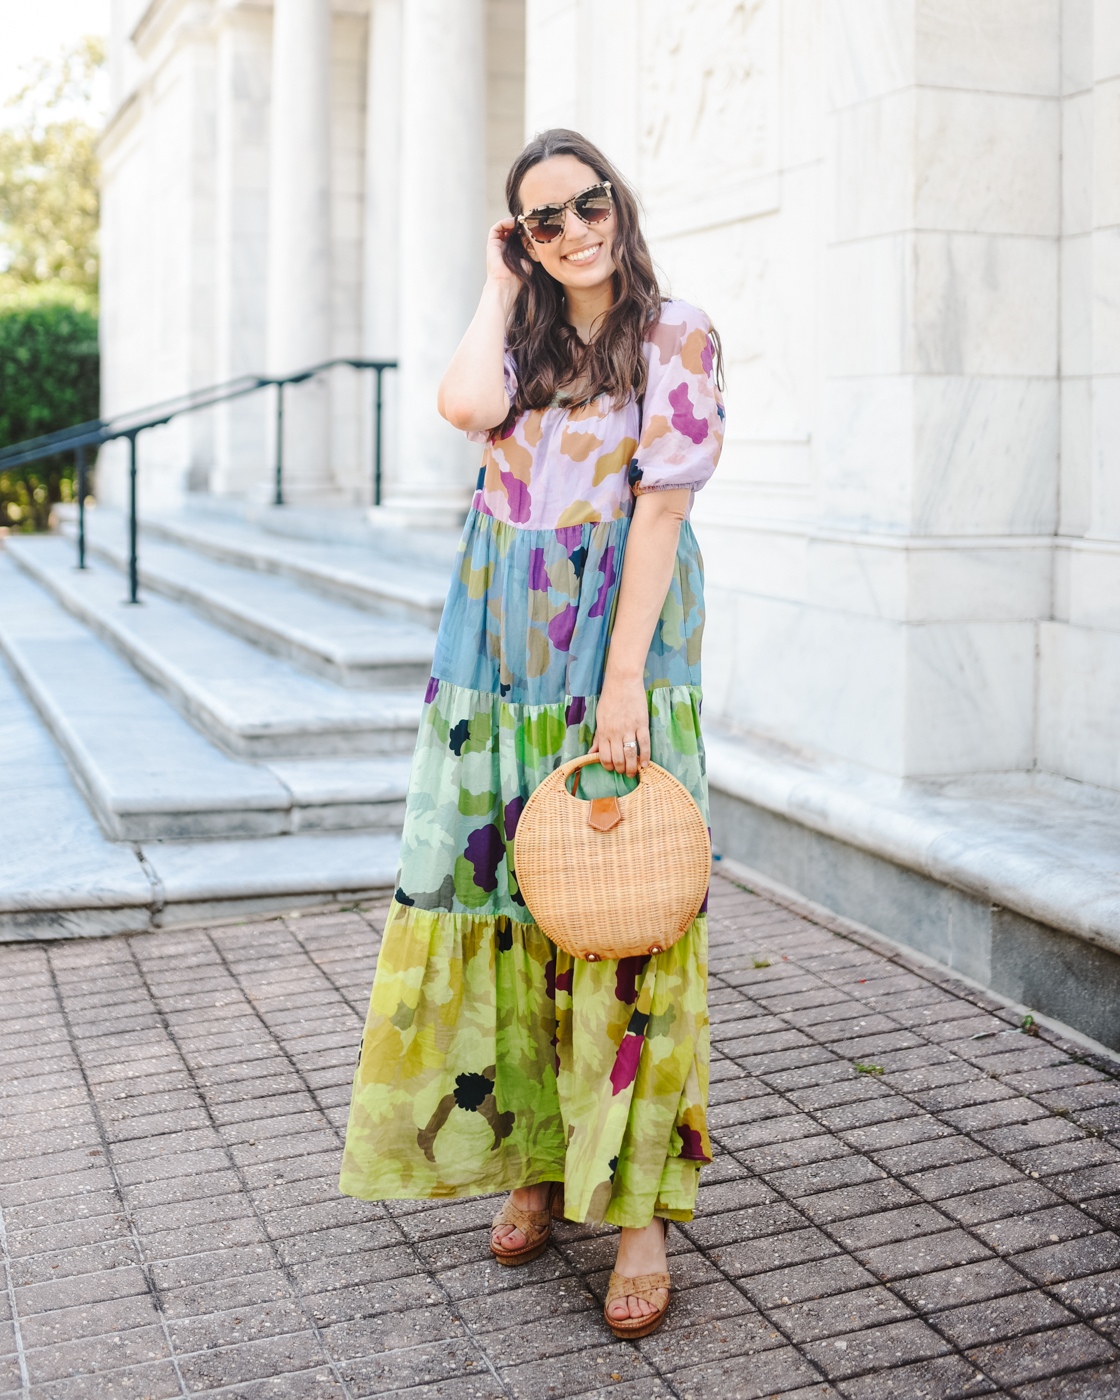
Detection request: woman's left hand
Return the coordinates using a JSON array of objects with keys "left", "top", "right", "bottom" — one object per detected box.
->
[{"left": 591, "top": 674, "right": 650, "bottom": 777}]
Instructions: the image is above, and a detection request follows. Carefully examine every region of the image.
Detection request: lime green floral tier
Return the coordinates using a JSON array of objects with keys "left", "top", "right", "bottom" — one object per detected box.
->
[{"left": 340, "top": 510, "right": 714, "bottom": 1227}]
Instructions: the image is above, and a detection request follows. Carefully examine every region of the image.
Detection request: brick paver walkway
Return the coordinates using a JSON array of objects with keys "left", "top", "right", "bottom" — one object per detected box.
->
[{"left": 2, "top": 872, "right": 1120, "bottom": 1399}]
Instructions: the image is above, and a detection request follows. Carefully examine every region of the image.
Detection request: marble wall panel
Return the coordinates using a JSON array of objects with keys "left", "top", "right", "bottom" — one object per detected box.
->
[
  {"left": 915, "top": 0, "right": 1060, "bottom": 96},
  {"left": 1062, "top": 234, "right": 1093, "bottom": 375},
  {"left": 1038, "top": 621, "right": 1120, "bottom": 789},
  {"left": 1062, "top": 90, "right": 1093, "bottom": 234},
  {"left": 831, "top": 89, "right": 913, "bottom": 241},
  {"left": 486, "top": 0, "right": 526, "bottom": 228},
  {"left": 904, "top": 621, "right": 1036, "bottom": 775},
  {"left": 780, "top": 0, "right": 824, "bottom": 169},
  {"left": 806, "top": 538, "right": 907, "bottom": 621},
  {"left": 1063, "top": 0, "right": 1095, "bottom": 94},
  {"left": 697, "top": 523, "right": 808, "bottom": 603},
  {"left": 912, "top": 232, "right": 1058, "bottom": 377},
  {"left": 911, "top": 376, "right": 1059, "bottom": 535},
  {"left": 905, "top": 544, "right": 1053, "bottom": 623},
  {"left": 523, "top": 0, "right": 577, "bottom": 132},
  {"left": 1066, "top": 541, "right": 1120, "bottom": 629},
  {"left": 818, "top": 376, "right": 912, "bottom": 531},
  {"left": 1096, "top": 0, "right": 1120, "bottom": 82},
  {"left": 1093, "top": 229, "right": 1120, "bottom": 372},
  {"left": 1093, "top": 78, "right": 1120, "bottom": 228},
  {"left": 709, "top": 593, "right": 907, "bottom": 773},
  {"left": 825, "top": 0, "right": 915, "bottom": 110},
  {"left": 1090, "top": 371, "right": 1120, "bottom": 537},
  {"left": 638, "top": 0, "right": 780, "bottom": 236},
  {"left": 824, "top": 234, "right": 910, "bottom": 376},
  {"left": 1059, "top": 377, "right": 1092, "bottom": 535},
  {"left": 914, "top": 89, "right": 1059, "bottom": 236}
]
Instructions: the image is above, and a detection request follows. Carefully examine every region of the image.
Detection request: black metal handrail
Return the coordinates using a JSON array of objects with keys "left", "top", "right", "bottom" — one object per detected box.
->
[{"left": 0, "top": 357, "right": 397, "bottom": 603}]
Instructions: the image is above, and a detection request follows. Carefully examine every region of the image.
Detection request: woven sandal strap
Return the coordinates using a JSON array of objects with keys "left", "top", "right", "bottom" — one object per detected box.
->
[
  {"left": 605, "top": 1270, "right": 671, "bottom": 1307},
  {"left": 491, "top": 1200, "right": 549, "bottom": 1238}
]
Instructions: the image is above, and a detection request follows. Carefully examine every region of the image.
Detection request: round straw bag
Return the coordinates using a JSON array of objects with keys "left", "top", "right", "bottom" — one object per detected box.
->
[{"left": 513, "top": 753, "right": 711, "bottom": 962}]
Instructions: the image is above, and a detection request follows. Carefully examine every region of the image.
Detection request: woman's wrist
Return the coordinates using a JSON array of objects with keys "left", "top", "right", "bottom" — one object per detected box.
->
[{"left": 483, "top": 276, "right": 519, "bottom": 319}]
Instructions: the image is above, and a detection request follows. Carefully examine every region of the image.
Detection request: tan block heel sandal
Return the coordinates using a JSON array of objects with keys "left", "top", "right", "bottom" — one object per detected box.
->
[
  {"left": 603, "top": 1218, "right": 671, "bottom": 1339},
  {"left": 489, "top": 1181, "right": 565, "bottom": 1266}
]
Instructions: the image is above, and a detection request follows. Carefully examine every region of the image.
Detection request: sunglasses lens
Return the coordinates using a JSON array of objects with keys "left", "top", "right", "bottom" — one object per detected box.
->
[
  {"left": 524, "top": 210, "right": 563, "bottom": 243},
  {"left": 575, "top": 186, "right": 612, "bottom": 223}
]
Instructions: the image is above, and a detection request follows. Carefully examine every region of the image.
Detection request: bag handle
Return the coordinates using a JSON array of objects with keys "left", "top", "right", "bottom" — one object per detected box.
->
[{"left": 564, "top": 751, "right": 644, "bottom": 798}]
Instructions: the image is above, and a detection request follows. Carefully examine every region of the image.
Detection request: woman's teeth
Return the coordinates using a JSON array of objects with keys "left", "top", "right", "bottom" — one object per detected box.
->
[{"left": 564, "top": 244, "right": 600, "bottom": 263}]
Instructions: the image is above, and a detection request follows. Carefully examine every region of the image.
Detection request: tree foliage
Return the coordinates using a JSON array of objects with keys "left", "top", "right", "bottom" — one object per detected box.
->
[
  {"left": 0, "top": 39, "right": 105, "bottom": 530},
  {"left": 0, "top": 36, "right": 104, "bottom": 297},
  {"left": 0, "top": 284, "right": 100, "bottom": 532}
]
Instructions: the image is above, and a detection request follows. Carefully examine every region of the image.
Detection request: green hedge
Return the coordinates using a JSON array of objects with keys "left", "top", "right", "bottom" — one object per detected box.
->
[{"left": 0, "top": 284, "right": 99, "bottom": 531}]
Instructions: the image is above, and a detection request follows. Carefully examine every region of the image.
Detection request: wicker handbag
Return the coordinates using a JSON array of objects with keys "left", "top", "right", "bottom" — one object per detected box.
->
[{"left": 513, "top": 752, "right": 711, "bottom": 961}]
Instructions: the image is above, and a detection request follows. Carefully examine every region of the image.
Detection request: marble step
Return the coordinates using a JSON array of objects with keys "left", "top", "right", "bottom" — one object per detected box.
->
[
  {"left": 4, "top": 537, "right": 423, "bottom": 759},
  {"left": 137, "top": 509, "right": 452, "bottom": 629},
  {"left": 0, "top": 555, "right": 412, "bottom": 840},
  {"left": 0, "top": 648, "right": 400, "bottom": 939},
  {"left": 65, "top": 512, "right": 436, "bottom": 690}
]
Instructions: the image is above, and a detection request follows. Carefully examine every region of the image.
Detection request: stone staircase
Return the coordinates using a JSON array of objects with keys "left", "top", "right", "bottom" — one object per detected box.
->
[{"left": 0, "top": 501, "right": 459, "bottom": 938}]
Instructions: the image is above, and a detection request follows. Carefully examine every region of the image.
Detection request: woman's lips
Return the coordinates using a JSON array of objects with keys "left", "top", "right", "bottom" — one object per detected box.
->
[{"left": 562, "top": 241, "right": 603, "bottom": 265}]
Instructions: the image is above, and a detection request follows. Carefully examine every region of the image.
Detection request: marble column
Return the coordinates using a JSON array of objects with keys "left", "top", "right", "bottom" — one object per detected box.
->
[
  {"left": 266, "top": 0, "right": 333, "bottom": 498},
  {"left": 374, "top": 0, "right": 486, "bottom": 529},
  {"left": 362, "top": 0, "right": 401, "bottom": 506}
]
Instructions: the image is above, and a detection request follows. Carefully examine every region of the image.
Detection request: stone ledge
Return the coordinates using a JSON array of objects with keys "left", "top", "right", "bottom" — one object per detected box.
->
[{"left": 706, "top": 727, "right": 1120, "bottom": 1050}]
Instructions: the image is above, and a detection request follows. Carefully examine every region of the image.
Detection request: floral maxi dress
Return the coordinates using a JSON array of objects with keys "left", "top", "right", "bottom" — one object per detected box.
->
[{"left": 340, "top": 300, "right": 724, "bottom": 1227}]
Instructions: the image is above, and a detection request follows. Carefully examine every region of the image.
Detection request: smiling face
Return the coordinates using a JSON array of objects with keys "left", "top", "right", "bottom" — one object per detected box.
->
[{"left": 517, "top": 154, "right": 618, "bottom": 294}]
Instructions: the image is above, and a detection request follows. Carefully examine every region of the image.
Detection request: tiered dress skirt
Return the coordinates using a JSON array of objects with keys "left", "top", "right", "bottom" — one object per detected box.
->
[{"left": 339, "top": 508, "right": 713, "bottom": 1226}]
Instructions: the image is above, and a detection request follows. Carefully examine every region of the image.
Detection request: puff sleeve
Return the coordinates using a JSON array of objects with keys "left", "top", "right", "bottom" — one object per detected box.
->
[
  {"left": 630, "top": 301, "right": 724, "bottom": 494},
  {"left": 465, "top": 349, "right": 518, "bottom": 443}
]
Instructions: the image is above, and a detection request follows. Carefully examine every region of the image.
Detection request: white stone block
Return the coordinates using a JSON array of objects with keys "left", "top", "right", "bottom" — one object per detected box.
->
[
  {"left": 819, "top": 376, "right": 912, "bottom": 531},
  {"left": 905, "top": 621, "right": 1036, "bottom": 775},
  {"left": 825, "top": 235, "right": 910, "bottom": 376},
  {"left": 710, "top": 593, "right": 907, "bottom": 773},
  {"left": 1062, "top": 234, "right": 1093, "bottom": 376},
  {"left": 1096, "top": 0, "right": 1120, "bottom": 82},
  {"left": 913, "top": 233, "right": 1058, "bottom": 377},
  {"left": 1093, "top": 229, "right": 1120, "bottom": 376},
  {"left": 781, "top": 0, "right": 825, "bottom": 170},
  {"left": 905, "top": 543, "right": 1053, "bottom": 623},
  {"left": 832, "top": 89, "right": 914, "bottom": 241},
  {"left": 1063, "top": 0, "right": 1095, "bottom": 93},
  {"left": 912, "top": 376, "right": 1059, "bottom": 534},
  {"left": 1067, "top": 540, "right": 1120, "bottom": 628},
  {"left": 1059, "top": 376, "right": 1093, "bottom": 535},
  {"left": 825, "top": 0, "right": 915, "bottom": 110},
  {"left": 1090, "top": 372, "right": 1120, "bottom": 536},
  {"left": 1094, "top": 78, "right": 1120, "bottom": 228},
  {"left": 807, "top": 538, "right": 907, "bottom": 620},
  {"left": 1062, "top": 91, "right": 1093, "bottom": 233},
  {"left": 915, "top": 0, "right": 1061, "bottom": 96},
  {"left": 915, "top": 89, "right": 1059, "bottom": 236},
  {"left": 1039, "top": 621, "right": 1120, "bottom": 789},
  {"left": 698, "top": 524, "right": 808, "bottom": 604}
]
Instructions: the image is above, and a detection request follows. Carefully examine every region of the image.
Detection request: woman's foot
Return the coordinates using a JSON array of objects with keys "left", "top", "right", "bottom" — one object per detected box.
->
[
  {"left": 491, "top": 1182, "right": 553, "bottom": 1252},
  {"left": 607, "top": 1218, "right": 669, "bottom": 1321}
]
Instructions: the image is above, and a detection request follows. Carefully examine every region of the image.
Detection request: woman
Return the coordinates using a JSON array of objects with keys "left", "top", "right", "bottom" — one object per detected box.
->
[{"left": 340, "top": 128, "right": 723, "bottom": 1338}]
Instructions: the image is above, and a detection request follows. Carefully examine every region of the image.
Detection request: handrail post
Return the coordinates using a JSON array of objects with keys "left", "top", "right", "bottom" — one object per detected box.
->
[
  {"left": 127, "top": 431, "right": 140, "bottom": 604},
  {"left": 373, "top": 365, "right": 385, "bottom": 507},
  {"left": 274, "top": 381, "right": 285, "bottom": 506},
  {"left": 75, "top": 444, "right": 87, "bottom": 569}
]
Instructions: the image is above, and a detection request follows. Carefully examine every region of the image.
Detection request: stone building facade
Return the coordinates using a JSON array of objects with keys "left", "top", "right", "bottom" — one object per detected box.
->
[{"left": 98, "top": 0, "right": 1120, "bottom": 1020}]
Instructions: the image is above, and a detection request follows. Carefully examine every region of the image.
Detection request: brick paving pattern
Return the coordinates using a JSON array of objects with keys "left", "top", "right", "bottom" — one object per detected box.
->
[{"left": 2, "top": 871, "right": 1120, "bottom": 1399}]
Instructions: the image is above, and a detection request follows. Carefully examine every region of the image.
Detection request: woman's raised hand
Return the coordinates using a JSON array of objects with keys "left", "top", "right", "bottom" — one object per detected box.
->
[{"left": 486, "top": 218, "right": 525, "bottom": 293}]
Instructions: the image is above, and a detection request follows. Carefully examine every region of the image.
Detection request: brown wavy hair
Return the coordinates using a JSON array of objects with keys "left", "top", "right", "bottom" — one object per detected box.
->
[{"left": 501, "top": 129, "right": 664, "bottom": 421}]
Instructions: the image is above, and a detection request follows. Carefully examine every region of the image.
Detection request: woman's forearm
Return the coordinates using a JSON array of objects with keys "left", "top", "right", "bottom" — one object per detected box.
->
[
  {"left": 438, "top": 279, "right": 518, "bottom": 432},
  {"left": 593, "top": 488, "right": 690, "bottom": 774},
  {"left": 603, "top": 490, "right": 688, "bottom": 684}
]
